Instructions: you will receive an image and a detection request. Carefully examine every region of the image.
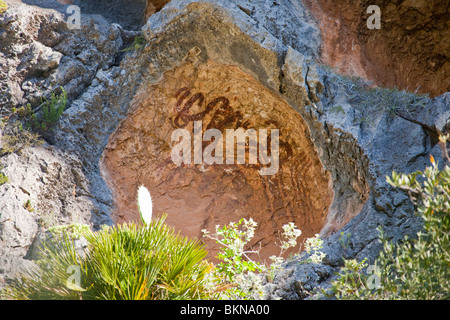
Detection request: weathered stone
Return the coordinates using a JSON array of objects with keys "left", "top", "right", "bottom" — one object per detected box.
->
[
  {"left": 0, "top": 146, "right": 112, "bottom": 284},
  {"left": 0, "top": 1, "right": 123, "bottom": 110},
  {"left": 101, "top": 60, "right": 334, "bottom": 261},
  {"left": 0, "top": 0, "right": 448, "bottom": 299},
  {"left": 303, "top": 0, "right": 450, "bottom": 98}
]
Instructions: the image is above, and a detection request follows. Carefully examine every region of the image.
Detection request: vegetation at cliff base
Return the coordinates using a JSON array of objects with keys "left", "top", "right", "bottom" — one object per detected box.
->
[
  {"left": 5, "top": 215, "right": 215, "bottom": 300},
  {"left": 3, "top": 184, "right": 327, "bottom": 300},
  {"left": 332, "top": 138, "right": 450, "bottom": 300}
]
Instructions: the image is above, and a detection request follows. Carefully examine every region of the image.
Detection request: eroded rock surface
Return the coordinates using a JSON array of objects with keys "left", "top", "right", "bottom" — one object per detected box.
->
[
  {"left": 0, "top": 1, "right": 123, "bottom": 110},
  {"left": 304, "top": 0, "right": 450, "bottom": 97},
  {"left": 101, "top": 60, "right": 334, "bottom": 260},
  {"left": 0, "top": 0, "right": 448, "bottom": 298}
]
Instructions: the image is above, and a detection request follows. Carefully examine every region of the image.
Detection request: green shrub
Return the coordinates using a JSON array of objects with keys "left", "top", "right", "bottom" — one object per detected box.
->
[
  {"left": 202, "top": 218, "right": 325, "bottom": 299},
  {"left": 12, "top": 88, "right": 67, "bottom": 133},
  {"left": 122, "top": 34, "right": 146, "bottom": 52},
  {"left": 0, "top": 88, "right": 66, "bottom": 155},
  {"left": 33, "top": 87, "right": 67, "bottom": 132},
  {"left": 5, "top": 215, "right": 216, "bottom": 300},
  {"left": 331, "top": 139, "right": 450, "bottom": 300},
  {"left": 0, "top": 164, "right": 8, "bottom": 186},
  {"left": 330, "top": 258, "right": 371, "bottom": 299},
  {"left": 5, "top": 185, "right": 218, "bottom": 300}
]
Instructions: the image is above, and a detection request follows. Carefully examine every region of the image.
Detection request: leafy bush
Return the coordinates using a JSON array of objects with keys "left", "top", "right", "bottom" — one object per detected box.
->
[
  {"left": 202, "top": 218, "right": 267, "bottom": 299},
  {"left": 5, "top": 187, "right": 218, "bottom": 300},
  {"left": 202, "top": 218, "right": 325, "bottom": 299},
  {"left": 331, "top": 258, "right": 371, "bottom": 299},
  {"left": 33, "top": 87, "right": 67, "bottom": 132},
  {"left": 332, "top": 140, "right": 450, "bottom": 300}
]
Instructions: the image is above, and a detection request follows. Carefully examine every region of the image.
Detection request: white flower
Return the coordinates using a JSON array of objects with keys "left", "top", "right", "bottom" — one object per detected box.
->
[
  {"left": 137, "top": 185, "right": 152, "bottom": 227},
  {"left": 304, "top": 234, "right": 325, "bottom": 263},
  {"left": 280, "top": 222, "right": 301, "bottom": 251}
]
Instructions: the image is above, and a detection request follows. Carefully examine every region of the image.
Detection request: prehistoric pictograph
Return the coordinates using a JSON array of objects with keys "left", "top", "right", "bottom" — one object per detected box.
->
[{"left": 101, "top": 60, "right": 334, "bottom": 260}]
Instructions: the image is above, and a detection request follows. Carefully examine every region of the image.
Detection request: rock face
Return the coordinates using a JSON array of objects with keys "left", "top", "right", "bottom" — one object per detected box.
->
[
  {"left": 144, "top": 0, "right": 171, "bottom": 21},
  {"left": 101, "top": 60, "right": 334, "bottom": 261},
  {"left": 0, "top": 0, "right": 124, "bottom": 111},
  {"left": 0, "top": 0, "right": 448, "bottom": 298},
  {"left": 1, "top": 0, "right": 121, "bottom": 284},
  {"left": 60, "top": 0, "right": 170, "bottom": 30},
  {"left": 303, "top": 0, "right": 450, "bottom": 97},
  {"left": 72, "top": 0, "right": 148, "bottom": 30},
  {"left": 0, "top": 146, "right": 107, "bottom": 280}
]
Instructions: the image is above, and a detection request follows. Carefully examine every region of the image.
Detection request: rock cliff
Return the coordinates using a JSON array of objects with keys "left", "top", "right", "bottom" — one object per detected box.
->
[{"left": 0, "top": 0, "right": 448, "bottom": 298}]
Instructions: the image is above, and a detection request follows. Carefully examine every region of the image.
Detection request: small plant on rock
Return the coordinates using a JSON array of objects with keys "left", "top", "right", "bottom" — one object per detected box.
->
[
  {"left": 331, "top": 140, "right": 450, "bottom": 300},
  {"left": 0, "top": 172, "right": 8, "bottom": 186},
  {"left": 122, "top": 34, "right": 146, "bottom": 52},
  {"left": 0, "top": 87, "right": 67, "bottom": 156},
  {"left": 202, "top": 219, "right": 325, "bottom": 299},
  {"left": 23, "top": 199, "right": 34, "bottom": 212},
  {"left": 0, "top": 165, "right": 8, "bottom": 186},
  {"left": 33, "top": 87, "right": 67, "bottom": 132},
  {"left": 0, "top": 120, "right": 43, "bottom": 156}
]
